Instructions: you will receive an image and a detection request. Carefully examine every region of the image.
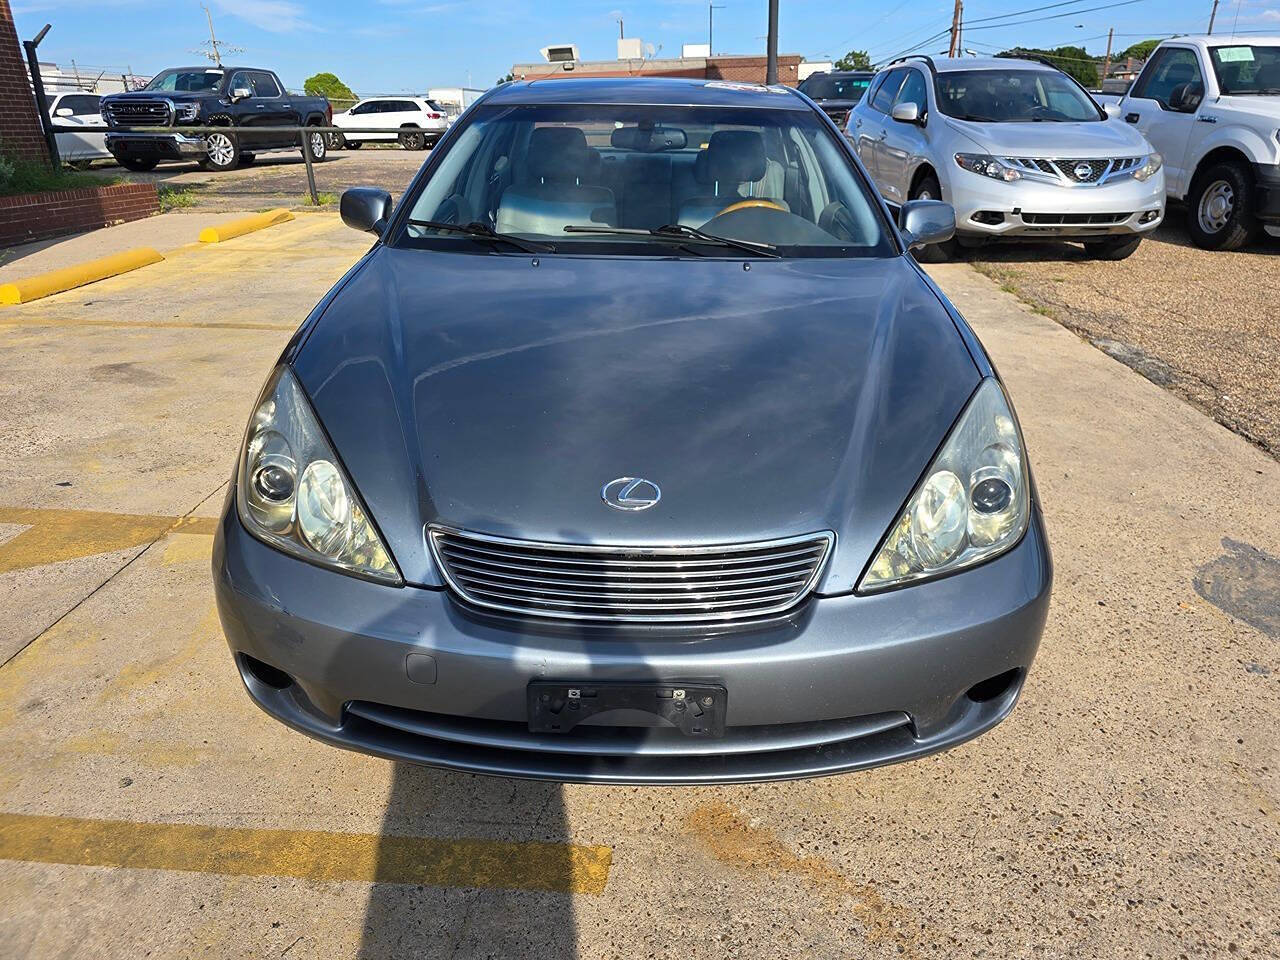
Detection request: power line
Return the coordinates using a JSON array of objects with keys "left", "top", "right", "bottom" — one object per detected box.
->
[
  {"left": 963, "top": 0, "right": 1114, "bottom": 27},
  {"left": 959, "top": 0, "right": 1155, "bottom": 33}
]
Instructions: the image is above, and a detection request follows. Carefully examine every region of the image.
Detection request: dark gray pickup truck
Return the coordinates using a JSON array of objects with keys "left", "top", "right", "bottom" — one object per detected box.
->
[{"left": 100, "top": 66, "right": 331, "bottom": 172}]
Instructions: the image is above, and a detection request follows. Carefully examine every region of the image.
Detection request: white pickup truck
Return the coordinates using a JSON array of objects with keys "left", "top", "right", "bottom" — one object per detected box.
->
[{"left": 1114, "top": 35, "right": 1280, "bottom": 249}]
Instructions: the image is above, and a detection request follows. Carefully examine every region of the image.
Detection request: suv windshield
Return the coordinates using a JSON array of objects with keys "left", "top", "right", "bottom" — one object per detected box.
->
[
  {"left": 144, "top": 69, "right": 225, "bottom": 93},
  {"left": 799, "top": 74, "right": 872, "bottom": 101},
  {"left": 936, "top": 69, "right": 1103, "bottom": 122},
  {"left": 398, "top": 102, "right": 894, "bottom": 258},
  {"left": 1209, "top": 45, "right": 1280, "bottom": 94}
]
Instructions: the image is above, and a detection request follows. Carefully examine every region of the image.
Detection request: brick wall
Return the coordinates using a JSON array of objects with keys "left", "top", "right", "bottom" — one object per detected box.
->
[
  {"left": 0, "top": 0, "right": 49, "bottom": 165},
  {"left": 706, "top": 55, "right": 803, "bottom": 87},
  {"left": 0, "top": 182, "right": 159, "bottom": 245}
]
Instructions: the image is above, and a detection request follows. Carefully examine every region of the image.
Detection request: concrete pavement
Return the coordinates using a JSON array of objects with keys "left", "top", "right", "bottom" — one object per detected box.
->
[{"left": 0, "top": 221, "right": 1275, "bottom": 959}]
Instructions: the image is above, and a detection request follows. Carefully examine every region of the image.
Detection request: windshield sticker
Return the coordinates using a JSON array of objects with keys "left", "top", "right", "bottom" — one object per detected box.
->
[{"left": 1216, "top": 47, "right": 1254, "bottom": 63}]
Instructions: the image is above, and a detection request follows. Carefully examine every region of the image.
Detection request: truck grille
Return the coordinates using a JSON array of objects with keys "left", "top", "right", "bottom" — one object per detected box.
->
[
  {"left": 1008, "top": 156, "right": 1143, "bottom": 184},
  {"left": 105, "top": 99, "right": 172, "bottom": 127},
  {"left": 428, "top": 526, "right": 834, "bottom": 624}
]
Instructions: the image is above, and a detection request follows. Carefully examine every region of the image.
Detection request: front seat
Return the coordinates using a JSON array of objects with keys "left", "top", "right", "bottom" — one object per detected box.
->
[
  {"left": 496, "top": 127, "right": 616, "bottom": 235},
  {"left": 677, "top": 130, "right": 786, "bottom": 228}
]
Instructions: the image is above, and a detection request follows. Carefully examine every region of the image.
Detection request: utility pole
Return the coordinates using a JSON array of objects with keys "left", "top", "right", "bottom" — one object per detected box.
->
[
  {"left": 708, "top": 2, "right": 725, "bottom": 57},
  {"left": 1102, "top": 27, "right": 1114, "bottom": 85},
  {"left": 1207, "top": 0, "right": 1219, "bottom": 35},
  {"left": 948, "top": 0, "right": 963, "bottom": 57},
  {"left": 766, "top": 0, "right": 779, "bottom": 84},
  {"left": 203, "top": 4, "right": 223, "bottom": 66}
]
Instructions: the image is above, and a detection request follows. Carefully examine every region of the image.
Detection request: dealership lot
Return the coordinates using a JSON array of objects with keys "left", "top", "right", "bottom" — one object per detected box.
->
[{"left": 0, "top": 215, "right": 1275, "bottom": 957}]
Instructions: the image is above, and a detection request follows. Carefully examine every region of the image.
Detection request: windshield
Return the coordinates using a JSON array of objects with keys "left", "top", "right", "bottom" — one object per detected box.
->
[
  {"left": 1209, "top": 45, "right": 1280, "bottom": 94},
  {"left": 144, "top": 69, "right": 224, "bottom": 93},
  {"left": 936, "top": 69, "right": 1103, "bottom": 122},
  {"left": 799, "top": 75, "right": 871, "bottom": 101},
  {"left": 397, "top": 102, "right": 895, "bottom": 259}
]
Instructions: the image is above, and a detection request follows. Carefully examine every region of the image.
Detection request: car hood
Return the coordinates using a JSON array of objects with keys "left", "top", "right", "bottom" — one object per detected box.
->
[
  {"left": 945, "top": 117, "right": 1151, "bottom": 156},
  {"left": 104, "top": 90, "right": 216, "bottom": 104},
  {"left": 292, "top": 248, "right": 981, "bottom": 592}
]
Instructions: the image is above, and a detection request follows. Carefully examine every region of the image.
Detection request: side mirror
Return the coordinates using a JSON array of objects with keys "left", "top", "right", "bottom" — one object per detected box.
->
[
  {"left": 230, "top": 86, "right": 253, "bottom": 102},
  {"left": 890, "top": 102, "right": 922, "bottom": 125},
  {"left": 54, "top": 107, "right": 73, "bottom": 117},
  {"left": 1102, "top": 102, "right": 1121, "bottom": 119},
  {"left": 1168, "top": 82, "right": 1202, "bottom": 113},
  {"left": 899, "top": 199, "right": 955, "bottom": 251},
  {"left": 340, "top": 187, "right": 393, "bottom": 235}
]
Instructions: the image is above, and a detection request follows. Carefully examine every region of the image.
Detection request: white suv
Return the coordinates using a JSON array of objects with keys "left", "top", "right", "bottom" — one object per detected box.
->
[
  {"left": 1114, "top": 35, "right": 1280, "bottom": 249},
  {"left": 847, "top": 55, "right": 1165, "bottom": 261},
  {"left": 332, "top": 97, "right": 449, "bottom": 150}
]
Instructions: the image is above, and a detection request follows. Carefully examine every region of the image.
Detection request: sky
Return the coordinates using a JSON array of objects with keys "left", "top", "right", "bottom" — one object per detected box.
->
[{"left": 11, "top": 0, "right": 1280, "bottom": 95}]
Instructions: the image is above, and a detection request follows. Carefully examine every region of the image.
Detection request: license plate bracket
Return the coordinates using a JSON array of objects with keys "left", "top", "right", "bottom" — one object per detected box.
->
[{"left": 527, "top": 681, "right": 727, "bottom": 738}]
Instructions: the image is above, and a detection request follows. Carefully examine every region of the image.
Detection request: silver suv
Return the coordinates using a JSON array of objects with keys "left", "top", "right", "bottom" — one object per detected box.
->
[{"left": 847, "top": 55, "right": 1166, "bottom": 260}]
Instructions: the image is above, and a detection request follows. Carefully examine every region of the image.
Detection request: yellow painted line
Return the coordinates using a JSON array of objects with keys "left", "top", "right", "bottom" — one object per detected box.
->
[
  {"left": 0, "top": 506, "right": 216, "bottom": 574},
  {"left": 0, "top": 248, "right": 165, "bottom": 306},
  {"left": 0, "top": 812, "right": 612, "bottom": 894},
  {"left": 0, "top": 315, "right": 293, "bottom": 331},
  {"left": 198, "top": 208, "right": 295, "bottom": 243}
]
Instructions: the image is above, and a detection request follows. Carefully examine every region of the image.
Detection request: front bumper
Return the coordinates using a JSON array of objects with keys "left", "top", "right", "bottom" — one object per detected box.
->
[
  {"left": 213, "top": 504, "right": 1052, "bottom": 784},
  {"left": 948, "top": 167, "right": 1166, "bottom": 240},
  {"left": 1253, "top": 162, "right": 1280, "bottom": 226},
  {"left": 106, "top": 132, "right": 207, "bottom": 161}
]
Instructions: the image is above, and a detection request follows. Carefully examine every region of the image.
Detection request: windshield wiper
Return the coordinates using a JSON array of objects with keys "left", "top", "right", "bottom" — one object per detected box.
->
[
  {"left": 407, "top": 219, "right": 553, "bottom": 254},
  {"left": 562, "top": 223, "right": 781, "bottom": 258}
]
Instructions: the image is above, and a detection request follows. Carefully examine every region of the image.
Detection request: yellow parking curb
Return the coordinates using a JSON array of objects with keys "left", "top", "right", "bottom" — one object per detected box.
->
[
  {"left": 0, "top": 248, "right": 165, "bottom": 306},
  {"left": 198, "top": 208, "right": 295, "bottom": 243}
]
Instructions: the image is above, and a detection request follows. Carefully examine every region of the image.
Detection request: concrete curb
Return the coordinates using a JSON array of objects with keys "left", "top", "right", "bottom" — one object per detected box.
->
[
  {"left": 0, "top": 248, "right": 165, "bottom": 306},
  {"left": 198, "top": 209, "right": 295, "bottom": 244}
]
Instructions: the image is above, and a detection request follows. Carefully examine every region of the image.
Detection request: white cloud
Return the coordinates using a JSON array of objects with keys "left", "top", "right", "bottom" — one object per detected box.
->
[{"left": 213, "top": 0, "right": 317, "bottom": 33}]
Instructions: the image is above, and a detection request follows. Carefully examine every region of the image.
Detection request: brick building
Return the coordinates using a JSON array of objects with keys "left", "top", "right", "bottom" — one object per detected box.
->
[
  {"left": 511, "top": 53, "right": 807, "bottom": 87},
  {"left": 0, "top": 0, "right": 49, "bottom": 165}
]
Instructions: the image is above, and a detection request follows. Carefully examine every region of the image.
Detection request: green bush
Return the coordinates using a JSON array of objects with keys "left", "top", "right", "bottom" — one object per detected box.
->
[{"left": 0, "top": 149, "right": 117, "bottom": 197}]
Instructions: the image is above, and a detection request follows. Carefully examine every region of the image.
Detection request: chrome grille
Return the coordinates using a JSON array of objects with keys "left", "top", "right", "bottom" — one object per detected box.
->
[
  {"left": 1007, "top": 156, "right": 1144, "bottom": 184},
  {"left": 429, "top": 527, "right": 834, "bottom": 623},
  {"left": 105, "top": 99, "right": 172, "bottom": 127}
]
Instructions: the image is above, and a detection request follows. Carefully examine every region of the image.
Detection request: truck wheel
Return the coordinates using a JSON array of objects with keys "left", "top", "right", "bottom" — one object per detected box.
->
[
  {"left": 199, "top": 131, "right": 240, "bottom": 171},
  {"left": 1187, "top": 161, "right": 1260, "bottom": 251},
  {"left": 118, "top": 157, "right": 158, "bottom": 172},
  {"left": 345, "top": 141, "right": 363, "bottom": 150},
  {"left": 908, "top": 174, "right": 958, "bottom": 263},
  {"left": 1083, "top": 236, "right": 1142, "bottom": 260},
  {"left": 305, "top": 127, "right": 328, "bottom": 162},
  {"left": 399, "top": 128, "right": 425, "bottom": 150}
]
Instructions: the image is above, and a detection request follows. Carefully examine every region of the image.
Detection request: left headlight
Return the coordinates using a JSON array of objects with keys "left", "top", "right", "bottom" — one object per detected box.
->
[
  {"left": 237, "top": 366, "right": 401, "bottom": 584},
  {"left": 1132, "top": 152, "right": 1163, "bottom": 182},
  {"left": 860, "top": 378, "right": 1030, "bottom": 591},
  {"left": 954, "top": 153, "right": 1021, "bottom": 182},
  {"left": 175, "top": 102, "right": 200, "bottom": 123}
]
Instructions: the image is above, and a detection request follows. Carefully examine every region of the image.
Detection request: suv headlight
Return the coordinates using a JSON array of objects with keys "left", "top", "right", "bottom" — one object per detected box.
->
[
  {"left": 955, "top": 153, "right": 1021, "bottom": 182},
  {"left": 861, "top": 379, "right": 1030, "bottom": 591},
  {"left": 237, "top": 366, "right": 401, "bottom": 584},
  {"left": 175, "top": 102, "right": 200, "bottom": 123},
  {"left": 1132, "top": 152, "right": 1163, "bottom": 182}
]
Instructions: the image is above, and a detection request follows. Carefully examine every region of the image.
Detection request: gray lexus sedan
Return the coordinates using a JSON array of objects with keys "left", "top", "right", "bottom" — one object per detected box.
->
[{"left": 213, "top": 77, "right": 1052, "bottom": 784}]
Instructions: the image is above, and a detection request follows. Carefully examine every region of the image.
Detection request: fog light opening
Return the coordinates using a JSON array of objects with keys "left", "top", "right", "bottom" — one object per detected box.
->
[
  {"left": 241, "top": 654, "right": 294, "bottom": 690},
  {"left": 1139, "top": 210, "right": 1159, "bottom": 224},
  {"left": 965, "top": 668, "right": 1021, "bottom": 704},
  {"left": 972, "top": 210, "right": 1005, "bottom": 226}
]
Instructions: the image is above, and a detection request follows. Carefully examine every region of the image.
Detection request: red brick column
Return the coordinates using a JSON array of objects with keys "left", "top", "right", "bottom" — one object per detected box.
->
[{"left": 0, "top": 0, "right": 50, "bottom": 166}]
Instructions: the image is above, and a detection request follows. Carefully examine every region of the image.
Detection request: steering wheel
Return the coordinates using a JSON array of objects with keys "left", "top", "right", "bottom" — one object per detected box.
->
[{"left": 715, "top": 199, "right": 787, "bottom": 217}]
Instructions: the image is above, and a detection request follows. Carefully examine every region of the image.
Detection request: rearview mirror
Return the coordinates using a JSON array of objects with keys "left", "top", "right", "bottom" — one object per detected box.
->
[
  {"left": 899, "top": 199, "right": 955, "bottom": 251},
  {"left": 54, "top": 107, "right": 73, "bottom": 117},
  {"left": 340, "top": 187, "right": 393, "bottom": 235},
  {"left": 610, "top": 125, "right": 688, "bottom": 151},
  {"left": 890, "top": 102, "right": 921, "bottom": 125},
  {"left": 230, "top": 86, "right": 253, "bottom": 102}
]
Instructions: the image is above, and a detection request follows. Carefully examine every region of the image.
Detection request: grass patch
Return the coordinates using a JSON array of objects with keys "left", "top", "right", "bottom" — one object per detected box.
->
[
  {"left": 0, "top": 152, "right": 121, "bottom": 197},
  {"left": 299, "top": 191, "right": 338, "bottom": 207},
  {"left": 157, "top": 185, "right": 199, "bottom": 212}
]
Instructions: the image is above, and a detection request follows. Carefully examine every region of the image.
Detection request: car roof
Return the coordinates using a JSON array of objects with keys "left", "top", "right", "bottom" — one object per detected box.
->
[
  {"left": 909, "top": 56, "right": 1061, "bottom": 74},
  {"left": 805, "top": 70, "right": 874, "bottom": 78},
  {"left": 486, "top": 77, "right": 810, "bottom": 110},
  {"left": 1162, "top": 33, "right": 1280, "bottom": 45}
]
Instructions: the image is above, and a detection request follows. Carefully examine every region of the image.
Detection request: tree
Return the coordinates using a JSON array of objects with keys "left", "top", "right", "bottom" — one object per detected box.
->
[
  {"left": 997, "top": 46, "right": 1100, "bottom": 88},
  {"left": 304, "top": 72, "right": 356, "bottom": 103},
  {"left": 497, "top": 72, "right": 515, "bottom": 85},
  {"left": 1117, "top": 39, "right": 1161, "bottom": 62},
  {"left": 834, "top": 49, "right": 871, "bottom": 71}
]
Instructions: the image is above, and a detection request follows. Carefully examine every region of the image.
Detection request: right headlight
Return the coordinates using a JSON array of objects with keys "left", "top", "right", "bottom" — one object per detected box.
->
[
  {"left": 860, "top": 378, "right": 1030, "bottom": 591},
  {"left": 954, "top": 153, "right": 1021, "bottom": 182},
  {"left": 236, "top": 366, "right": 401, "bottom": 584},
  {"left": 1132, "top": 152, "right": 1163, "bottom": 182}
]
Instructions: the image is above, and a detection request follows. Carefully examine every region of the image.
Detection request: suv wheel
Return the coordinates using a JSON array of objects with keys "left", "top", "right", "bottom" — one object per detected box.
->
[
  {"left": 908, "top": 174, "right": 958, "bottom": 263},
  {"left": 118, "top": 156, "right": 158, "bottom": 172},
  {"left": 328, "top": 132, "right": 346, "bottom": 150},
  {"left": 399, "top": 128, "right": 425, "bottom": 150},
  {"left": 1083, "top": 236, "right": 1142, "bottom": 260},
  {"left": 1187, "top": 161, "right": 1260, "bottom": 251},
  {"left": 200, "top": 131, "right": 240, "bottom": 171}
]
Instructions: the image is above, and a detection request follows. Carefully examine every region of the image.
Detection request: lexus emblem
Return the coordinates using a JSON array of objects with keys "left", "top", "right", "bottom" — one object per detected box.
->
[
  {"left": 601, "top": 477, "right": 661, "bottom": 511},
  {"left": 1073, "top": 161, "right": 1094, "bottom": 180}
]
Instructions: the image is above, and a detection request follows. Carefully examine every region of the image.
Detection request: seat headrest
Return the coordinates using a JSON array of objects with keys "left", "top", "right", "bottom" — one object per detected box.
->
[
  {"left": 527, "top": 126, "right": 595, "bottom": 182},
  {"left": 705, "top": 130, "right": 767, "bottom": 184},
  {"left": 694, "top": 148, "right": 711, "bottom": 185}
]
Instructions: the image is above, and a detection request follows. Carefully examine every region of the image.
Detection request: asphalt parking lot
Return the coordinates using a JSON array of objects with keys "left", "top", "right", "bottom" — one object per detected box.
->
[{"left": 0, "top": 212, "right": 1275, "bottom": 958}]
